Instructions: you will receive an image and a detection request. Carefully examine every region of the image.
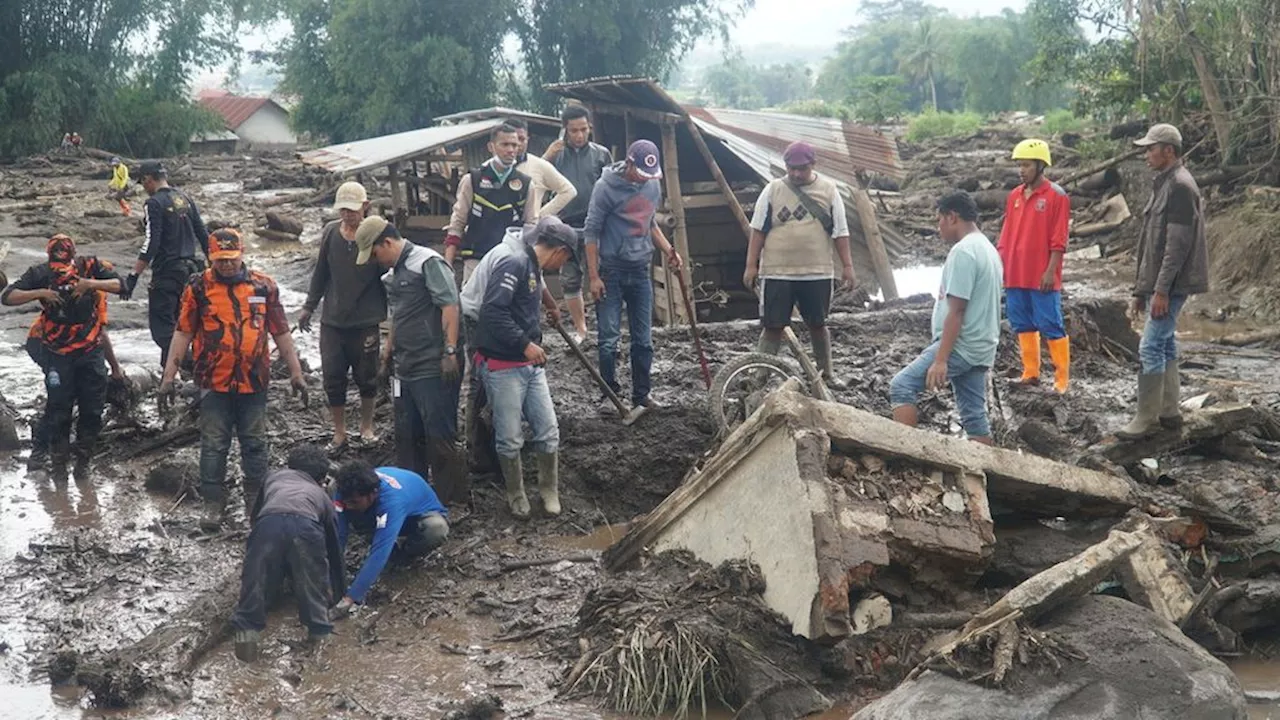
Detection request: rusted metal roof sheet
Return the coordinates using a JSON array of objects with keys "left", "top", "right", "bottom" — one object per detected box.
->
[
  {"left": 433, "top": 106, "right": 561, "bottom": 128},
  {"left": 543, "top": 75, "right": 686, "bottom": 116},
  {"left": 299, "top": 119, "right": 502, "bottom": 174},
  {"left": 687, "top": 106, "right": 903, "bottom": 181}
]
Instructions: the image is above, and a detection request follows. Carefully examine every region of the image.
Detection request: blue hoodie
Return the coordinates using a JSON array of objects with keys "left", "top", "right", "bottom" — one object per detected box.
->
[{"left": 583, "top": 162, "right": 661, "bottom": 272}]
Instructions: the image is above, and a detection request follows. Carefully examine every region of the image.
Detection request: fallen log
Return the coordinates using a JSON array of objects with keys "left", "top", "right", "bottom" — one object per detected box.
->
[
  {"left": 1213, "top": 328, "right": 1280, "bottom": 347},
  {"left": 252, "top": 227, "right": 301, "bottom": 243},
  {"left": 265, "top": 210, "right": 304, "bottom": 236},
  {"left": 1093, "top": 404, "right": 1267, "bottom": 466},
  {"left": 1059, "top": 148, "right": 1143, "bottom": 187},
  {"left": 260, "top": 181, "right": 339, "bottom": 208}
]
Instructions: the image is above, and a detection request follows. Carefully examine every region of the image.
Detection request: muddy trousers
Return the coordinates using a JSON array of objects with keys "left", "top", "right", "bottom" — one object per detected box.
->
[
  {"left": 44, "top": 348, "right": 107, "bottom": 459},
  {"left": 231, "top": 513, "right": 334, "bottom": 636},
  {"left": 393, "top": 376, "right": 461, "bottom": 498},
  {"left": 149, "top": 260, "right": 202, "bottom": 368},
  {"left": 199, "top": 391, "right": 269, "bottom": 506}
]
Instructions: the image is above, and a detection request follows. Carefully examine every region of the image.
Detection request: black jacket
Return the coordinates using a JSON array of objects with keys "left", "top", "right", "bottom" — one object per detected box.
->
[
  {"left": 139, "top": 186, "right": 208, "bottom": 271},
  {"left": 476, "top": 245, "right": 543, "bottom": 362}
]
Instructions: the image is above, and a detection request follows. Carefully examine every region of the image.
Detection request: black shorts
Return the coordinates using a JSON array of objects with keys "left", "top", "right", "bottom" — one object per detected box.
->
[
  {"left": 319, "top": 324, "right": 381, "bottom": 407},
  {"left": 760, "top": 278, "right": 833, "bottom": 328}
]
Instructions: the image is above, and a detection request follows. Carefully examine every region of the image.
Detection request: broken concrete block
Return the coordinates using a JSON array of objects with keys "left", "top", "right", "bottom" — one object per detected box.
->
[
  {"left": 1115, "top": 515, "right": 1197, "bottom": 626},
  {"left": 852, "top": 594, "right": 893, "bottom": 635}
]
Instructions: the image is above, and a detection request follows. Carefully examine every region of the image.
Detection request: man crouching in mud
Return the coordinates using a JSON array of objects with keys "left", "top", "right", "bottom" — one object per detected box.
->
[
  {"left": 231, "top": 444, "right": 344, "bottom": 662},
  {"left": 329, "top": 460, "right": 449, "bottom": 618}
]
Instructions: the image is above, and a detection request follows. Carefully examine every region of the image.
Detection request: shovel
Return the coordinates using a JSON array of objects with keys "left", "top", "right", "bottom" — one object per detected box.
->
[{"left": 553, "top": 321, "right": 648, "bottom": 426}]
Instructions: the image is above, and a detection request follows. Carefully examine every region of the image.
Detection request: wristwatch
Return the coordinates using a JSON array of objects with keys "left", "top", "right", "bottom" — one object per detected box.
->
[{"left": 445, "top": 345, "right": 457, "bottom": 356}]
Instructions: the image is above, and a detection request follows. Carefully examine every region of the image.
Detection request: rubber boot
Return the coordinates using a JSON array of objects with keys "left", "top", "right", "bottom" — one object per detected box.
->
[
  {"left": 1159, "top": 363, "right": 1183, "bottom": 430},
  {"left": 756, "top": 332, "right": 782, "bottom": 356},
  {"left": 26, "top": 449, "right": 49, "bottom": 480},
  {"left": 1046, "top": 336, "right": 1070, "bottom": 395},
  {"left": 499, "top": 455, "right": 530, "bottom": 519},
  {"left": 200, "top": 483, "right": 227, "bottom": 531},
  {"left": 1116, "top": 373, "right": 1164, "bottom": 440},
  {"left": 537, "top": 451, "right": 561, "bottom": 517},
  {"left": 812, "top": 328, "right": 846, "bottom": 390},
  {"left": 1013, "top": 332, "right": 1041, "bottom": 386},
  {"left": 50, "top": 444, "right": 70, "bottom": 484},
  {"left": 72, "top": 446, "right": 92, "bottom": 484},
  {"left": 234, "top": 629, "right": 260, "bottom": 662}
]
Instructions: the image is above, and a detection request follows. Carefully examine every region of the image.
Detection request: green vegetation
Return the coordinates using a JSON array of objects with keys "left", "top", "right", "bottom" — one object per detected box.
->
[
  {"left": 905, "top": 111, "right": 983, "bottom": 142},
  {"left": 1041, "top": 109, "right": 1087, "bottom": 135}
]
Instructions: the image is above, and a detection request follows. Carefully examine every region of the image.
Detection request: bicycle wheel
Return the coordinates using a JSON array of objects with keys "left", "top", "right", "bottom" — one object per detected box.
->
[{"left": 709, "top": 352, "right": 803, "bottom": 435}]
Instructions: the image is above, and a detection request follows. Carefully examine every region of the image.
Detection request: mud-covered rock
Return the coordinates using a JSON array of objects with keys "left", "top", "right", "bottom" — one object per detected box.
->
[
  {"left": 0, "top": 404, "right": 19, "bottom": 452},
  {"left": 851, "top": 595, "right": 1247, "bottom": 720}
]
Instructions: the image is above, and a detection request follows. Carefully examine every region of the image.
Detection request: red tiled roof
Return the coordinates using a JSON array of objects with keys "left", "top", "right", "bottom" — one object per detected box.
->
[{"left": 199, "top": 95, "right": 277, "bottom": 130}]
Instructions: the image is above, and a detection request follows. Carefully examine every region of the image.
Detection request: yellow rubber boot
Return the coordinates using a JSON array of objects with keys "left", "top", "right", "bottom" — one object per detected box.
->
[
  {"left": 1047, "top": 336, "right": 1070, "bottom": 394},
  {"left": 1014, "top": 332, "right": 1041, "bottom": 385}
]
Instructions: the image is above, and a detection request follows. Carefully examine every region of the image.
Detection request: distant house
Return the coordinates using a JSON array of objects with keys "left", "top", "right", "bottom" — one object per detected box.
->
[{"left": 194, "top": 90, "right": 297, "bottom": 152}]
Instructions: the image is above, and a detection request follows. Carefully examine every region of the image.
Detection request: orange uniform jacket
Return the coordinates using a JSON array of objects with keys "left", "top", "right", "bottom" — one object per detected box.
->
[
  {"left": 177, "top": 268, "right": 289, "bottom": 394},
  {"left": 4, "top": 257, "right": 118, "bottom": 356}
]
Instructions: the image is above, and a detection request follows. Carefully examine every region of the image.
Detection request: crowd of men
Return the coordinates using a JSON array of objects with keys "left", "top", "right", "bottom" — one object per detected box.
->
[{"left": 1, "top": 116, "right": 1207, "bottom": 657}]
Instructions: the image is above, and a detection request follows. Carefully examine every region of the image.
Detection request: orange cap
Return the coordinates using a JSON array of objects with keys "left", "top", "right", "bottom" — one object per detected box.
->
[{"left": 208, "top": 229, "right": 244, "bottom": 260}]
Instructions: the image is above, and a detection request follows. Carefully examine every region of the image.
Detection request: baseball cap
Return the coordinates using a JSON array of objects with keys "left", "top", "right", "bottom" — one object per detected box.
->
[
  {"left": 1134, "top": 123, "right": 1183, "bottom": 149},
  {"left": 46, "top": 234, "right": 76, "bottom": 267},
  {"left": 137, "top": 160, "right": 166, "bottom": 178},
  {"left": 626, "top": 140, "right": 662, "bottom": 180},
  {"left": 783, "top": 141, "right": 816, "bottom": 168},
  {"left": 523, "top": 216, "right": 577, "bottom": 249},
  {"left": 333, "top": 181, "right": 368, "bottom": 212},
  {"left": 354, "top": 216, "right": 399, "bottom": 265},
  {"left": 208, "top": 229, "right": 244, "bottom": 260}
]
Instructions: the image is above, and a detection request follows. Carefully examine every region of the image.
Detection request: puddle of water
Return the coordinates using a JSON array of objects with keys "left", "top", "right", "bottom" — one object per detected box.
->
[
  {"left": 879, "top": 265, "right": 943, "bottom": 301},
  {"left": 1231, "top": 658, "right": 1280, "bottom": 719},
  {"left": 200, "top": 181, "right": 243, "bottom": 195}
]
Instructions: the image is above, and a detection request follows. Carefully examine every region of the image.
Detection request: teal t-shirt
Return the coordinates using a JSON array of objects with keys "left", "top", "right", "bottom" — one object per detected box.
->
[{"left": 931, "top": 231, "right": 1003, "bottom": 367}]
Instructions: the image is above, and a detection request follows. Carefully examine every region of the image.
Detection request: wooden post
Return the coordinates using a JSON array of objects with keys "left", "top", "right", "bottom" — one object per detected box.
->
[
  {"left": 660, "top": 122, "right": 693, "bottom": 325},
  {"left": 685, "top": 119, "right": 752, "bottom": 241},
  {"left": 849, "top": 182, "right": 898, "bottom": 300},
  {"left": 625, "top": 111, "right": 635, "bottom": 147},
  {"left": 388, "top": 161, "right": 404, "bottom": 222}
]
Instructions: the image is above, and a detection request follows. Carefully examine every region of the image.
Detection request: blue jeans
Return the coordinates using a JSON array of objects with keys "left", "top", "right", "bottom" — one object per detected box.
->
[
  {"left": 478, "top": 362, "right": 559, "bottom": 458},
  {"left": 1139, "top": 294, "right": 1187, "bottom": 374},
  {"left": 890, "top": 341, "right": 992, "bottom": 439},
  {"left": 596, "top": 265, "right": 653, "bottom": 403},
  {"left": 1006, "top": 289, "right": 1065, "bottom": 339},
  {"left": 199, "top": 390, "right": 269, "bottom": 503}
]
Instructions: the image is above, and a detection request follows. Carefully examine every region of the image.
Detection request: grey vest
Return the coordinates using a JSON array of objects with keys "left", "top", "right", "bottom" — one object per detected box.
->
[{"left": 384, "top": 244, "right": 447, "bottom": 380}]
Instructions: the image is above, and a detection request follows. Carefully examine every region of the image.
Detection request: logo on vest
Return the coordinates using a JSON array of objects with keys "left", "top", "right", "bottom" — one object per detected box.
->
[
  {"left": 1034, "top": 198, "right": 1047, "bottom": 212},
  {"left": 528, "top": 273, "right": 538, "bottom": 291},
  {"left": 508, "top": 178, "right": 524, "bottom": 192},
  {"left": 478, "top": 178, "right": 495, "bottom": 190}
]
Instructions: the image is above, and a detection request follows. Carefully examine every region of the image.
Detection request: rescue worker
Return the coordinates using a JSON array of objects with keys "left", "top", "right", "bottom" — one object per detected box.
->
[
  {"left": 505, "top": 117, "right": 577, "bottom": 221},
  {"left": 354, "top": 216, "right": 463, "bottom": 500},
  {"left": 329, "top": 460, "right": 449, "bottom": 618},
  {"left": 890, "top": 191, "right": 1003, "bottom": 445},
  {"left": 2, "top": 235, "right": 124, "bottom": 480},
  {"left": 544, "top": 105, "right": 613, "bottom": 345},
  {"left": 159, "top": 229, "right": 307, "bottom": 525},
  {"left": 444, "top": 124, "right": 537, "bottom": 284},
  {"left": 742, "top": 141, "right": 856, "bottom": 386},
  {"left": 107, "top": 157, "right": 132, "bottom": 217},
  {"left": 998, "top": 139, "right": 1071, "bottom": 393},
  {"left": 584, "top": 139, "right": 683, "bottom": 410},
  {"left": 1117, "top": 123, "right": 1209, "bottom": 440},
  {"left": 121, "top": 161, "right": 209, "bottom": 368},
  {"left": 464, "top": 217, "right": 575, "bottom": 518},
  {"left": 298, "top": 181, "right": 387, "bottom": 453},
  {"left": 231, "top": 444, "right": 344, "bottom": 662}
]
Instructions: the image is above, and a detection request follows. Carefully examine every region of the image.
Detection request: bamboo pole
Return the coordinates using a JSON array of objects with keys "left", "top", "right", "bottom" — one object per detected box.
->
[
  {"left": 684, "top": 119, "right": 752, "bottom": 240},
  {"left": 849, "top": 182, "right": 898, "bottom": 300},
  {"left": 660, "top": 123, "right": 692, "bottom": 325}
]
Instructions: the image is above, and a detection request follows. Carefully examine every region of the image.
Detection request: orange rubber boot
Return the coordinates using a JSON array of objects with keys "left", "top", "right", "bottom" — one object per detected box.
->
[
  {"left": 1014, "top": 332, "right": 1041, "bottom": 385},
  {"left": 119, "top": 199, "right": 132, "bottom": 217},
  {"left": 1047, "top": 336, "right": 1070, "bottom": 394}
]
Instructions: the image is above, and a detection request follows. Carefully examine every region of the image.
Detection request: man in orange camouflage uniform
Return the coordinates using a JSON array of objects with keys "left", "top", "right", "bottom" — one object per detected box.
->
[
  {"left": 159, "top": 229, "right": 307, "bottom": 525},
  {"left": 2, "top": 235, "right": 124, "bottom": 480}
]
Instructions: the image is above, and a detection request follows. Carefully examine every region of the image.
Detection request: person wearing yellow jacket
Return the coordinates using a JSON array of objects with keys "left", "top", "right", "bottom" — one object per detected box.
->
[{"left": 107, "top": 157, "right": 131, "bottom": 217}]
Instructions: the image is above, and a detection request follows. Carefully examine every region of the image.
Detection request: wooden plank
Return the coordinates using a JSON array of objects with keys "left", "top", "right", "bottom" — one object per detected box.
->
[
  {"left": 588, "top": 100, "right": 684, "bottom": 126},
  {"left": 685, "top": 119, "right": 752, "bottom": 240},
  {"left": 624, "top": 111, "right": 634, "bottom": 147},
  {"left": 660, "top": 123, "right": 692, "bottom": 325},
  {"left": 388, "top": 161, "right": 404, "bottom": 218},
  {"left": 403, "top": 214, "right": 451, "bottom": 230},
  {"left": 678, "top": 191, "right": 758, "bottom": 210},
  {"left": 849, "top": 182, "right": 898, "bottom": 300}
]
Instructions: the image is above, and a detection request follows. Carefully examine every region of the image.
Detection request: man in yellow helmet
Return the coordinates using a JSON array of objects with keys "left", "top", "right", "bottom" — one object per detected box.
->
[{"left": 997, "top": 139, "right": 1071, "bottom": 393}]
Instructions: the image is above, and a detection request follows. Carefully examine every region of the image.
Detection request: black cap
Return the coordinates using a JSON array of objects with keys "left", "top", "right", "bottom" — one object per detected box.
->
[{"left": 138, "top": 160, "right": 167, "bottom": 179}]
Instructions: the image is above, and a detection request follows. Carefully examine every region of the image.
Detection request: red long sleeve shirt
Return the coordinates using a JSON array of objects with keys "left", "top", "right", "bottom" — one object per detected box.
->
[{"left": 997, "top": 180, "right": 1070, "bottom": 290}]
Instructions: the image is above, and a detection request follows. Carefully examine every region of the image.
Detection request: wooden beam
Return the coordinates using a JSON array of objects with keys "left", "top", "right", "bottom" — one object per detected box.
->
[
  {"left": 848, "top": 182, "right": 898, "bottom": 300},
  {"left": 684, "top": 119, "right": 752, "bottom": 240},
  {"left": 660, "top": 123, "right": 693, "bottom": 325},
  {"left": 677, "top": 191, "right": 759, "bottom": 210},
  {"left": 588, "top": 100, "right": 684, "bottom": 126},
  {"left": 388, "top": 161, "right": 404, "bottom": 218},
  {"left": 625, "top": 111, "right": 635, "bottom": 147}
]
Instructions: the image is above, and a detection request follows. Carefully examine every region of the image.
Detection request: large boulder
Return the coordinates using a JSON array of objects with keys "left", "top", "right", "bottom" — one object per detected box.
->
[{"left": 852, "top": 595, "right": 1247, "bottom": 720}]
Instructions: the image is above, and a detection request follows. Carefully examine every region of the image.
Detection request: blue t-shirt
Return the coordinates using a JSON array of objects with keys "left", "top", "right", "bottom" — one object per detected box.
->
[
  {"left": 336, "top": 467, "right": 446, "bottom": 603},
  {"left": 931, "top": 231, "right": 1003, "bottom": 367}
]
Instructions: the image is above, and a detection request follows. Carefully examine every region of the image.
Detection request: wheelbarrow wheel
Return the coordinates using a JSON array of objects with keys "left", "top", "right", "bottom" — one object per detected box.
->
[{"left": 709, "top": 352, "right": 804, "bottom": 436}]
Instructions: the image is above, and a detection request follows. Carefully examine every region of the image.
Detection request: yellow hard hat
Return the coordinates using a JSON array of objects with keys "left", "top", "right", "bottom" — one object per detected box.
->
[{"left": 1012, "top": 138, "right": 1052, "bottom": 166}]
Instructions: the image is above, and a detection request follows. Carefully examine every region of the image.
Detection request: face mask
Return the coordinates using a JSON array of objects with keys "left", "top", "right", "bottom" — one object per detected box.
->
[{"left": 490, "top": 156, "right": 514, "bottom": 183}]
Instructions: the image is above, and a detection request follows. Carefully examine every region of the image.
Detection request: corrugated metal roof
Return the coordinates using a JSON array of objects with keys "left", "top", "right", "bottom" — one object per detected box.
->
[
  {"left": 433, "top": 106, "right": 561, "bottom": 127},
  {"left": 688, "top": 106, "right": 903, "bottom": 181},
  {"left": 543, "top": 75, "right": 686, "bottom": 116},
  {"left": 299, "top": 119, "right": 503, "bottom": 174},
  {"left": 199, "top": 95, "right": 282, "bottom": 130}
]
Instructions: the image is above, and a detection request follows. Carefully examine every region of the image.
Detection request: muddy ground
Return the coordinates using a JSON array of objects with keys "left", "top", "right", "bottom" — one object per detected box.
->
[{"left": 1, "top": 147, "right": 1279, "bottom": 720}]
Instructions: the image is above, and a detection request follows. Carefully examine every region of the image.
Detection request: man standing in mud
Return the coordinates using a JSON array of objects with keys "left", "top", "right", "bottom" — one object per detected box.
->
[
  {"left": 742, "top": 140, "right": 856, "bottom": 387},
  {"left": 121, "top": 160, "right": 209, "bottom": 369},
  {"left": 298, "top": 181, "right": 387, "bottom": 454},
  {"left": 329, "top": 460, "right": 448, "bottom": 617},
  {"left": 231, "top": 444, "right": 345, "bottom": 662},
  {"left": 544, "top": 104, "right": 613, "bottom": 346},
  {"left": 1117, "top": 123, "right": 1209, "bottom": 440},
  {"left": 999, "top": 139, "right": 1072, "bottom": 394},
  {"left": 890, "top": 191, "right": 1002, "bottom": 445},
  {"left": 159, "top": 229, "right": 308, "bottom": 526},
  {"left": 2, "top": 235, "right": 125, "bottom": 480},
  {"left": 355, "top": 216, "right": 464, "bottom": 500},
  {"left": 584, "top": 139, "right": 683, "bottom": 410}
]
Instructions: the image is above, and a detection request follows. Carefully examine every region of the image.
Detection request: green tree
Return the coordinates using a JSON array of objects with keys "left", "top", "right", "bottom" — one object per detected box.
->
[
  {"left": 897, "top": 17, "right": 943, "bottom": 111},
  {"left": 850, "top": 75, "right": 908, "bottom": 124}
]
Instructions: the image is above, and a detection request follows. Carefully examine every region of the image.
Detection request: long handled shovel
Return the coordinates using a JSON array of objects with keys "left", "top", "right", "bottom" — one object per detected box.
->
[{"left": 553, "top": 321, "right": 648, "bottom": 426}]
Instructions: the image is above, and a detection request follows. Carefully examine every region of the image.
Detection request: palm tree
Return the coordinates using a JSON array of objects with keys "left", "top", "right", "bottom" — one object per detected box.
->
[{"left": 898, "top": 18, "right": 943, "bottom": 111}]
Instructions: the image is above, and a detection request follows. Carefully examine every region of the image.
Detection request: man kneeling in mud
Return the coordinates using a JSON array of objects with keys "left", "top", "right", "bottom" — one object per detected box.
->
[
  {"left": 231, "top": 444, "right": 345, "bottom": 662},
  {"left": 329, "top": 460, "right": 449, "bottom": 618}
]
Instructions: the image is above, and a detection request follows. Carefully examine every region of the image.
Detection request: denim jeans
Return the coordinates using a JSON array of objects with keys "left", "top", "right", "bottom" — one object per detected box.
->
[
  {"left": 1139, "top": 294, "right": 1187, "bottom": 374},
  {"left": 890, "top": 341, "right": 992, "bottom": 439},
  {"left": 478, "top": 362, "right": 559, "bottom": 458},
  {"left": 596, "top": 265, "right": 653, "bottom": 403},
  {"left": 199, "top": 390, "right": 269, "bottom": 503},
  {"left": 393, "top": 375, "right": 461, "bottom": 478},
  {"left": 44, "top": 347, "right": 107, "bottom": 456}
]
